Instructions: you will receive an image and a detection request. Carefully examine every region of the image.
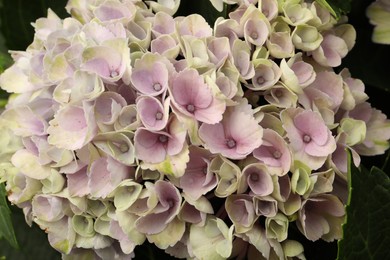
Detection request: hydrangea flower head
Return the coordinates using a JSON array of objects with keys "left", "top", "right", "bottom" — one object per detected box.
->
[{"left": 0, "top": 0, "right": 389, "bottom": 259}]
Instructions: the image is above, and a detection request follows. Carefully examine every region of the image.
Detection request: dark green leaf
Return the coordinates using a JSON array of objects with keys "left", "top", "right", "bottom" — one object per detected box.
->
[
  {"left": 0, "top": 51, "right": 11, "bottom": 73},
  {"left": 337, "top": 153, "right": 390, "bottom": 260},
  {"left": 175, "top": 0, "right": 229, "bottom": 27},
  {"left": 0, "top": 183, "right": 18, "bottom": 249},
  {"left": 0, "top": 205, "right": 61, "bottom": 260},
  {"left": 315, "top": 0, "right": 352, "bottom": 19},
  {"left": 0, "top": 0, "right": 68, "bottom": 51}
]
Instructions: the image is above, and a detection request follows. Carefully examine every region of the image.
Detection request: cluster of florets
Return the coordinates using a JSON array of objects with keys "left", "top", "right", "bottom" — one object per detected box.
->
[{"left": 1, "top": 0, "right": 390, "bottom": 259}]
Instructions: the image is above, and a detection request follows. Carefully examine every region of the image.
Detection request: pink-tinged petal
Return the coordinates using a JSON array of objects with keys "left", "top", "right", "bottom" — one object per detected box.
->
[
  {"left": 47, "top": 102, "right": 97, "bottom": 150},
  {"left": 165, "top": 115, "right": 187, "bottom": 156},
  {"left": 171, "top": 69, "right": 212, "bottom": 107},
  {"left": 82, "top": 22, "right": 127, "bottom": 44},
  {"left": 93, "top": 1, "right": 135, "bottom": 22},
  {"left": 88, "top": 157, "right": 130, "bottom": 199},
  {"left": 67, "top": 166, "right": 90, "bottom": 197},
  {"left": 298, "top": 195, "right": 345, "bottom": 242},
  {"left": 180, "top": 146, "right": 217, "bottom": 200},
  {"left": 226, "top": 194, "right": 257, "bottom": 233},
  {"left": 135, "top": 210, "right": 171, "bottom": 235},
  {"left": 134, "top": 128, "right": 167, "bottom": 163},
  {"left": 171, "top": 69, "right": 225, "bottom": 124},
  {"left": 32, "top": 195, "right": 65, "bottom": 222},
  {"left": 155, "top": 181, "right": 181, "bottom": 219},
  {"left": 109, "top": 220, "right": 135, "bottom": 254},
  {"left": 177, "top": 14, "right": 212, "bottom": 38},
  {"left": 45, "top": 217, "right": 76, "bottom": 254},
  {"left": 152, "top": 11, "right": 175, "bottom": 36},
  {"left": 193, "top": 97, "right": 226, "bottom": 125},
  {"left": 294, "top": 110, "right": 328, "bottom": 146},
  {"left": 250, "top": 60, "right": 282, "bottom": 91},
  {"left": 207, "top": 37, "right": 230, "bottom": 67},
  {"left": 82, "top": 39, "right": 130, "bottom": 83},
  {"left": 1, "top": 106, "right": 47, "bottom": 137},
  {"left": 199, "top": 122, "right": 228, "bottom": 153},
  {"left": 253, "top": 196, "right": 278, "bottom": 218},
  {"left": 300, "top": 71, "right": 344, "bottom": 111},
  {"left": 136, "top": 181, "right": 181, "bottom": 235},
  {"left": 151, "top": 35, "right": 180, "bottom": 60},
  {"left": 244, "top": 18, "right": 269, "bottom": 46},
  {"left": 281, "top": 108, "right": 336, "bottom": 169},
  {"left": 241, "top": 163, "right": 274, "bottom": 196},
  {"left": 95, "top": 92, "right": 127, "bottom": 126},
  {"left": 290, "top": 61, "right": 315, "bottom": 87},
  {"left": 232, "top": 39, "right": 255, "bottom": 79},
  {"left": 82, "top": 47, "right": 121, "bottom": 78},
  {"left": 312, "top": 34, "right": 348, "bottom": 67},
  {"left": 200, "top": 105, "right": 263, "bottom": 160},
  {"left": 131, "top": 61, "right": 169, "bottom": 96},
  {"left": 137, "top": 96, "right": 169, "bottom": 131},
  {"left": 253, "top": 129, "right": 292, "bottom": 176},
  {"left": 227, "top": 111, "right": 264, "bottom": 156}
]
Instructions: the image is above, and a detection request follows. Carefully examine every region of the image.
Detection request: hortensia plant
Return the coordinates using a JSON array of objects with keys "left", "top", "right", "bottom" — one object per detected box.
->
[{"left": 0, "top": 0, "right": 390, "bottom": 259}]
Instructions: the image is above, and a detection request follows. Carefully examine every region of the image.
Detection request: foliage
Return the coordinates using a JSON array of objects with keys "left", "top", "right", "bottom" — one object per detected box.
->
[{"left": 337, "top": 153, "right": 390, "bottom": 260}]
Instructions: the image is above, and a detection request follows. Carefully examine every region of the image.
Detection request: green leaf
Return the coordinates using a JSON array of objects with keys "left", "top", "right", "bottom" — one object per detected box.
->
[
  {"left": 176, "top": 0, "right": 229, "bottom": 27},
  {"left": 0, "top": 0, "right": 68, "bottom": 51},
  {"left": 0, "top": 51, "right": 11, "bottom": 73},
  {"left": 0, "top": 206, "right": 61, "bottom": 260},
  {"left": 315, "top": 0, "right": 352, "bottom": 19},
  {"left": 337, "top": 152, "right": 390, "bottom": 260},
  {"left": 0, "top": 183, "right": 18, "bottom": 249}
]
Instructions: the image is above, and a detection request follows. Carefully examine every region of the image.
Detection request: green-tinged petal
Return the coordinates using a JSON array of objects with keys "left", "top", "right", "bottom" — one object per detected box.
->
[
  {"left": 265, "top": 213, "right": 289, "bottom": 242},
  {"left": 211, "top": 155, "right": 241, "bottom": 198},
  {"left": 147, "top": 217, "right": 185, "bottom": 249},
  {"left": 189, "top": 216, "right": 233, "bottom": 260},
  {"left": 141, "top": 144, "right": 189, "bottom": 178},
  {"left": 74, "top": 233, "right": 113, "bottom": 249},
  {"left": 94, "top": 216, "right": 111, "bottom": 237},
  {"left": 338, "top": 118, "right": 366, "bottom": 146},
  {"left": 112, "top": 180, "right": 142, "bottom": 211},
  {"left": 72, "top": 215, "right": 95, "bottom": 238},
  {"left": 41, "top": 169, "right": 65, "bottom": 194},
  {"left": 372, "top": 24, "right": 390, "bottom": 45},
  {"left": 93, "top": 131, "right": 135, "bottom": 166},
  {"left": 116, "top": 210, "right": 146, "bottom": 245},
  {"left": 291, "top": 162, "right": 312, "bottom": 196},
  {"left": 282, "top": 240, "right": 305, "bottom": 259},
  {"left": 11, "top": 149, "right": 51, "bottom": 180}
]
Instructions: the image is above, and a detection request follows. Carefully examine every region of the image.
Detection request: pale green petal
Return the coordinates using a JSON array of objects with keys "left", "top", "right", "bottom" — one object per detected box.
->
[
  {"left": 147, "top": 217, "right": 185, "bottom": 249},
  {"left": 93, "top": 131, "right": 135, "bottom": 166},
  {"left": 11, "top": 149, "right": 51, "bottom": 180},
  {"left": 72, "top": 214, "right": 95, "bottom": 238},
  {"left": 282, "top": 240, "right": 305, "bottom": 259},
  {"left": 265, "top": 213, "right": 289, "bottom": 242},
  {"left": 372, "top": 24, "right": 390, "bottom": 44},
  {"left": 189, "top": 216, "right": 233, "bottom": 260},
  {"left": 212, "top": 155, "right": 241, "bottom": 197},
  {"left": 112, "top": 180, "right": 142, "bottom": 211},
  {"left": 116, "top": 210, "right": 146, "bottom": 245},
  {"left": 141, "top": 144, "right": 189, "bottom": 178},
  {"left": 338, "top": 118, "right": 366, "bottom": 146},
  {"left": 41, "top": 169, "right": 65, "bottom": 194},
  {"left": 291, "top": 162, "right": 312, "bottom": 196}
]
